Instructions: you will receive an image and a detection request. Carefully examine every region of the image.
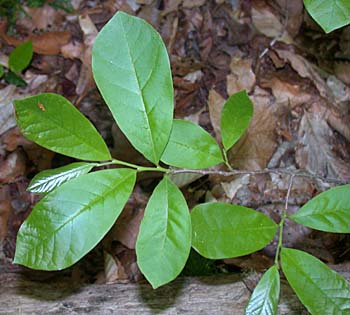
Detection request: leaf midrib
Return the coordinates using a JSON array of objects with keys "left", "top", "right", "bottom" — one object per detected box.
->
[
  {"left": 119, "top": 17, "right": 157, "bottom": 163},
  {"left": 23, "top": 106, "right": 109, "bottom": 159},
  {"left": 284, "top": 251, "right": 348, "bottom": 313},
  {"left": 44, "top": 171, "right": 134, "bottom": 239},
  {"left": 29, "top": 163, "right": 95, "bottom": 192}
]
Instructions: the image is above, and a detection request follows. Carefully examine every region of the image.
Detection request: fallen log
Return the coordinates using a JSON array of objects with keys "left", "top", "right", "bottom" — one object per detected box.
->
[{"left": 0, "top": 271, "right": 310, "bottom": 315}]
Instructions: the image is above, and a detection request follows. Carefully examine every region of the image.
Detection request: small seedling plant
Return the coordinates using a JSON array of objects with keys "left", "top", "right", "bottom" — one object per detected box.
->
[
  {"left": 13, "top": 12, "right": 350, "bottom": 315},
  {"left": 0, "top": 40, "right": 33, "bottom": 86}
]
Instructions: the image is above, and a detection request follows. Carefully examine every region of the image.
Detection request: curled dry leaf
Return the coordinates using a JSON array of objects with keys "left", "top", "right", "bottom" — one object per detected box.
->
[
  {"left": 226, "top": 57, "right": 256, "bottom": 95},
  {"left": 228, "top": 87, "right": 278, "bottom": 170},
  {"left": 296, "top": 111, "right": 350, "bottom": 181}
]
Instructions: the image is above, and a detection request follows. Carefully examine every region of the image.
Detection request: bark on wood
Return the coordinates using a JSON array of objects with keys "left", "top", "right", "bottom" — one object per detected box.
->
[{"left": 0, "top": 271, "right": 311, "bottom": 315}]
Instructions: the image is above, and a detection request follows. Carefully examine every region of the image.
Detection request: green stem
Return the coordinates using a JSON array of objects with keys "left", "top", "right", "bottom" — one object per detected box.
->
[
  {"left": 222, "top": 149, "right": 233, "bottom": 171},
  {"left": 274, "top": 211, "right": 287, "bottom": 267},
  {"left": 108, "top": 159, "right": 168, "bottom": 173},
  {"left": 95, "top": 161, "right": 117, "bottom": 167}
]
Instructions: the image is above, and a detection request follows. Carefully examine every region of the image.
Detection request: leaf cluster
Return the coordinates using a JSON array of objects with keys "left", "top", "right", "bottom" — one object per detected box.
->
[{"left": 13, "top": 12, "right": 350, "bottom": 315}]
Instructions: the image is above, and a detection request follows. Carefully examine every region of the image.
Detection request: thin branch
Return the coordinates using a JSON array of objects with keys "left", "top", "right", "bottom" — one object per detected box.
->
[
  {"left": 169, "top": 167, "right": 349, "bottom": 185},
  {"left": 284, "top": 174, "right": 295, "bottom": 210},
  {"left": 274, "top": 174, "right": 295, "bottom": 266}
]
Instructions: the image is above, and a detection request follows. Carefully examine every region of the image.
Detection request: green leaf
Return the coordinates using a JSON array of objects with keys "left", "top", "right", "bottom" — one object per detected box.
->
[
  {"left": 281, "top": 248, "right": 350, "bottom": 314},
  {"left": 291, "top": 185, "right": 350, "bottom": 233},
  {"left": 9, "top": 40, "right": 33, "bottom": 73},
  {"left": 161, "top": 119, "right": 223, "bottom": 169},
  {"left": 28, "top": 162, "right": 97, "bottom": 194},
  {"left": 0, "top": 65, "right": 4, "bottom": 78},
  {"left": 4, "top": 71, "right": 27, "bottom": 86},
  {"left": 136, "top": 176, "right": 191, "bottom": 288},
  {"left": 221, "top": 90, "right": 253, "bottom": 151},
  {"left": 245, "top": 266, "right": 280, "bottom": 315},
  {"left": 14, "top": 169, "right": 136, "bottom": 270},
  {"left": 191, "top": 202, "right": 278, "bottom": 259},
  {"left": 304, "top": 0, "right": 350, "bottom": 33},
  {"left": 92, "top": 11, "right": 173, "bottom": 165},
  {"left": 14, "top": 93, "right": 111, "bottom": 161}
]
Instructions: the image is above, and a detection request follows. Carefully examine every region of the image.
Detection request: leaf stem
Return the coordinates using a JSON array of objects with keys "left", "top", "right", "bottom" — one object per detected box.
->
[
  {"left": 274, "top": 174, "right": 295, "bottom": 267},
  {"left": 109, "top": 159, "right": 168, "bottom": 173},
  {"left": 222, "top": 149, "right": 233, "bottom": 171}
]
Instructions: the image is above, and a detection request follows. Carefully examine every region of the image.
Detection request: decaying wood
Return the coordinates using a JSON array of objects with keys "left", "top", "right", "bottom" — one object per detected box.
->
[{"left": 0, "top": 271, "right": 310, "bottom": 315}]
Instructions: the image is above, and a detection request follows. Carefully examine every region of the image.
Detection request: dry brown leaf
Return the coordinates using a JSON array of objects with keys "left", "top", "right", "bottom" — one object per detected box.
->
[
  {"left": 228, "top": 87, "right": 278, "bottom": 170},
  {"left": 24, "top": 5, "right": 64, "bottom": 30},
  {"left": 226, "top": 57, "right": 256, "bottom": 95},
  {"left": 326, "top": 75, "right": 350, "bottom": 103},
  {"left": 224, "top": 253, "right": 273, "bottom": 271},
  {"left": 162, "top": 0, "right": 182, "bottom": 15},
  {"left": 251, "top": 1, "right": 292, "bottom": 44},
  {"left": 104, "top": 251, "right": 128, "bottom": 283},
  {"left": 260, "top": 76, "right": 311, "bottom": 108},
  {"left": 183, "top": 0, "right": 206, "bottom": 8},
  {"left": 75, "top": 14, "right": 98, "bottom": 97},
  {"left": 0, "top": 22, "right": 71, "bottom": 55},
  {"left": 61, "top": 42, "right": 84, "bottom": 60},
  {"left": 274, "top": 0, "right": 303, "bottom": 37},
  {"left": 111, "top": 206, "right": 144, "bottom": 250},
  {"left": 136, "top": 0, "right": 153, "bottom": 4},
  {"left": 0, "top": 85, "right": 17, "bottom": 136},
  {"left": 0, "top": 52, "right": 8, "bottom": 68},
  {"left": 274, "top": 48, "right": 329, "bottom": 98},
  {"left": 296, "top": 111, "right": 350, "bottom": 180},
  {"left": 0, "top": 150, "right": 27, "bottom": 184},
  {"left": 208, "top": 89, "right": 225, "bottom": 141},
  {"left": 327, "top": 112, "right": 350, "bottom": 143},
  {"left": 334, "top": 62, "right": 350, "bottom": 85},
  {"left": 0, "top": 186, "right": 11, "bottom": 241}
]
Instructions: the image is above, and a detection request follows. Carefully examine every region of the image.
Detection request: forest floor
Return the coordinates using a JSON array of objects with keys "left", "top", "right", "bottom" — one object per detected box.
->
[{"left": 0, "top": 0, "right": 350, "bottom": 293}]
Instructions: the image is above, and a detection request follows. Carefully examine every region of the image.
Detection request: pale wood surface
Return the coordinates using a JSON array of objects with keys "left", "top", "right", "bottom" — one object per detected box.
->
[{"left": 0, "top": 271, "right": 310, "bottom": 315}]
